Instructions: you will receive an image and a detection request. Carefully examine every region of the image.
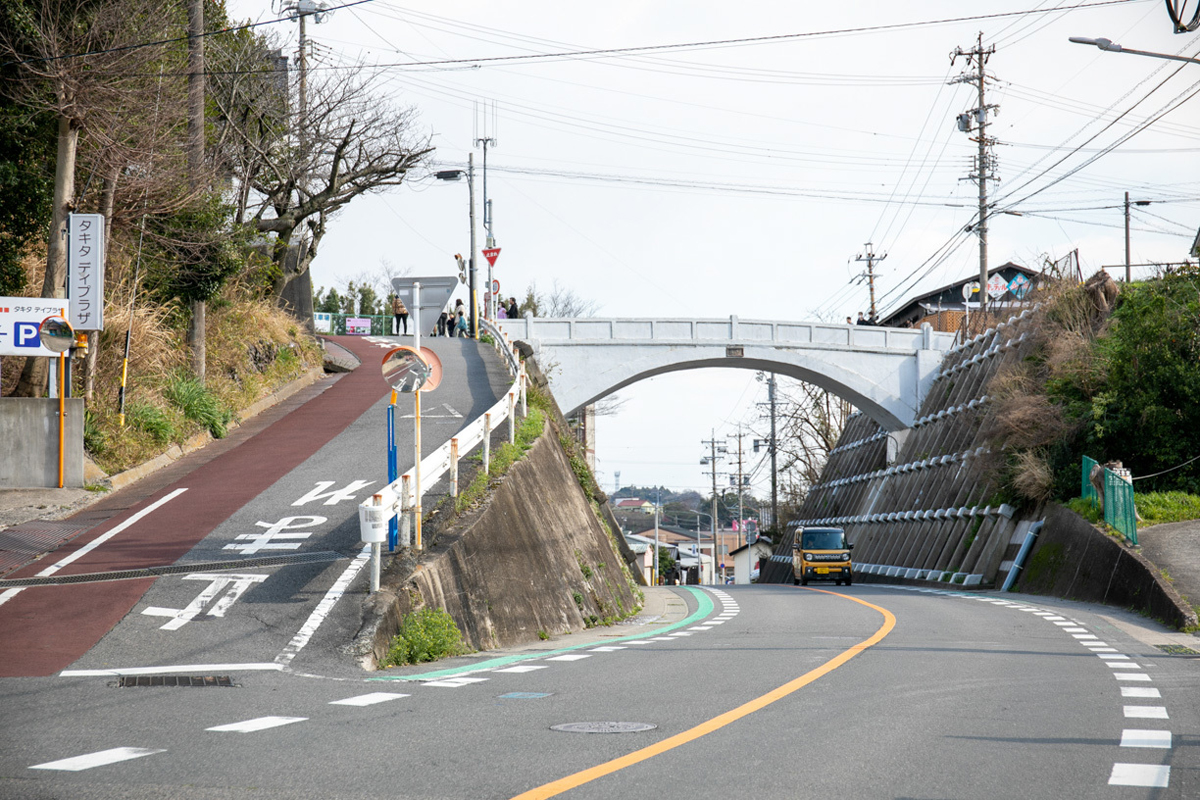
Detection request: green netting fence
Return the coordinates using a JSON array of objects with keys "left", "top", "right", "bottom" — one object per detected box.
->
[
  {"left": 1082, "top": 455, "right": 1099, "bottom": 506},
  {"left": 1104, "top": 469, "right": 1138, "bottom": 546},
  {"left": 1082, "top": 455, "right": 1137, "bottom": 545}
]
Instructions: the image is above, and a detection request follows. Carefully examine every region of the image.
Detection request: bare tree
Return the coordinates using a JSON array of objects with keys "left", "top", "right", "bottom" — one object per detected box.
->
[
  {"left": 522, "top": 279, "right": 600, "bottom": 318},
  {"left": 773, "top": 379, "right": 853, "bottom": 492},
  {"left": 209, "top": 48, "right": 432, "bottom": 306},
  {"left": 0, "top": 0, "right": 178, "bottom": 396}
]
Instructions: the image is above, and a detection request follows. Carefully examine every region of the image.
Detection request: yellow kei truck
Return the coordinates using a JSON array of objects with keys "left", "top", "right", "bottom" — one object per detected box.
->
[{"left": 792, "top": 526, "right": 854, "bottom": 586}]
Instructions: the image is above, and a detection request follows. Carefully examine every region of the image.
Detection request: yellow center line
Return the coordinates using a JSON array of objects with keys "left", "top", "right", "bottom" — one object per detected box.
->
[{"left": 510, "top": 588, "right": 897, "bottom": 800}]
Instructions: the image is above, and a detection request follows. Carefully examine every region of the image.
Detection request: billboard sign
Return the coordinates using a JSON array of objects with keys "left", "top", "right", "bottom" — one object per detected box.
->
[
  {"left": 68, "top": 213, "right": 105, "bottom": 331},
  {"left": 0, "top": 297, "right": 70, "bottom": 357}
]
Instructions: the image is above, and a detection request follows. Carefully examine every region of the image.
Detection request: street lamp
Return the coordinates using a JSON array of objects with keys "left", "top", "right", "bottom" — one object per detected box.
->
[
  {"left": 1068, "top": 36, "right": 1200, "bottom": 66},
  {"left": 434, "top": 154, "right": 479, "bottom": 339}
]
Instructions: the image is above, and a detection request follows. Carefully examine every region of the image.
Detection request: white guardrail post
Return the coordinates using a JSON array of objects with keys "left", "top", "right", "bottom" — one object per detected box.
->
[
  {"left": 450, "top": 438, "right": 459, "bottom": 497},
  {"left": 483, "top": 413, "right": 492, "bottom": 474},
  {"left": 508, "top": 392, "right": 515, "bottom": 443}
]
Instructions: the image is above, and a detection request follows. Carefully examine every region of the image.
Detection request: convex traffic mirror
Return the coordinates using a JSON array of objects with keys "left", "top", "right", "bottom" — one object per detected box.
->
[
  {"left": 38, "top": 317, "right": 74, "bottom": 354},
  {"left": 381, "top": 346, "right": 443, "bottom": 393}
]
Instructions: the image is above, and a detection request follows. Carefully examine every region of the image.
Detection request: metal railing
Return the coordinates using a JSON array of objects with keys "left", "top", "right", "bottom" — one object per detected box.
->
[
  {"left": 1082, "top": 455, "right": 1099, "bottom": 506},
  {"left": 1082, "top": 455, "right": 1137, "bottom": 545},
  {"left": 359, "top": 321, "right": 529, "bottom": 556}
]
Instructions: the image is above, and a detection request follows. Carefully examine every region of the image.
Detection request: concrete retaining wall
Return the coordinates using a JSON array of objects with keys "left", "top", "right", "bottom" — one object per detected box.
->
[
  {"left": 1017, "top": 504, "right": 1197, "bottom": 630},
  {"left": 359, "top": 424, "right": 642, "bottom": 666},
  {"left": 0, "top": 398, "right": 85, "bottom": 488}
]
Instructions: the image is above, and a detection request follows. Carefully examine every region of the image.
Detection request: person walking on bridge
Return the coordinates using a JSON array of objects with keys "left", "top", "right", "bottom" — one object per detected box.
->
[{"left": 392, "top": 295, "right": 408, "bottom": 335}]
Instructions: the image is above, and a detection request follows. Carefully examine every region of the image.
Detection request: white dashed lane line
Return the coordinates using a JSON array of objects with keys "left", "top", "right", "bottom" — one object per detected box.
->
[
  {"left": 27, "top": 588, "right": 741, "bottom": 774},
  {"left": 206, "top": 716, "right": 308, "bottom": 733},
  {"left": 892, "top": 586, "right": 1175, "bottom": 790},
  {"left": 329, "top": 692, "right": 409, "bottom": 706},
  {"left": 30, "top": 748, "right": 166, "bottom": 772}
]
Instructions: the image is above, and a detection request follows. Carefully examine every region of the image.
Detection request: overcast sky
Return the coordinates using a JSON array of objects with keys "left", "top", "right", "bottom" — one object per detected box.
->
[{"left": 226, "top": 0, "right": 1199, "bottom": 507}]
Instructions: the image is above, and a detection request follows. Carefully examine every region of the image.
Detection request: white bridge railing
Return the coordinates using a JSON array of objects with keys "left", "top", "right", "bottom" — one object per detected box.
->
[{"left": 498, "top": 315, "right": 954, "bottom": 352}]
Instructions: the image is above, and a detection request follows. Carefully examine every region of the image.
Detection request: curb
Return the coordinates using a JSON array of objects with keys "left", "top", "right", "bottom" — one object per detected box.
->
[{"left": 107, "top": 366, "right": 327, "bottom": 492}]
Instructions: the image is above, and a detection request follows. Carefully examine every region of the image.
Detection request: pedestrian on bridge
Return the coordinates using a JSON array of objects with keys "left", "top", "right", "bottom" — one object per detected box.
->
[
  {"left": 392, "top": 295, "right": 408, "bottom": 335},
  {"left": 437, "top": 311, "right": 449, "bottom": 337},
  {"left": 454, "top": 310, "right": 468, "bottom": 337}
]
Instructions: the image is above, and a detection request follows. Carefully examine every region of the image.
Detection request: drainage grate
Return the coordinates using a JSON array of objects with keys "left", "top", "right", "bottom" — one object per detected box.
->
[
  {"left": 551, "top": 722, "right": 657, "bottom": 734},
  {"left": 117, "top": 675, "right": 235, "bottom": 688},
  {"left": 1154, "top": 644, "right": 1200, "bottom": 656},
  {"left": 0, "top": 551, "right": 346, "bottom": 588}
]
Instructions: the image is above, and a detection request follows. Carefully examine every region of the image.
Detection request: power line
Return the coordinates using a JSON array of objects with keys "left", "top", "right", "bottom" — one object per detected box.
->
[
  {"left": 28, "top": 0, "right": 1145, "bottom": 76},
  {"left": 0, "top": 0, "right": 382, "bottom": 69}
]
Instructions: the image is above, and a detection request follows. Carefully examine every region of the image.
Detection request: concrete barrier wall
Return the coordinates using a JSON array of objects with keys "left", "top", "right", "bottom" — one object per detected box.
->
[
  {"left": 360, "top": 425, "right": 642, "bottom": 666},
  {"left": 0, "top": 398, "right": 84, "bottom": 488},
  {"left": 1017, "top": 504, "right": 1197, "bottom": 630}
]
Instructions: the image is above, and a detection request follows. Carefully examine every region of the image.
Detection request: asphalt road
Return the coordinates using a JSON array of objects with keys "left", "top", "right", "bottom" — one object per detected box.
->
[
  {"left": 2, "top": 333, "right": 1197, "bottom": 798},
  {"left": 1, "top": 583, "right": 1196, "bottom": 799}
]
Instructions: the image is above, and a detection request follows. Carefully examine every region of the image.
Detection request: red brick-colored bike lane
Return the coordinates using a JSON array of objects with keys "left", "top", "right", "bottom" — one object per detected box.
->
[{"left": 0, "top": 337, "right": 387, "bottom": 677}]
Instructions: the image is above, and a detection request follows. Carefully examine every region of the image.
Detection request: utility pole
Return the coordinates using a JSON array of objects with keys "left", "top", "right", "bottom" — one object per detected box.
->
[
  {"left": 1124, "top": 192, "right": 1151, "bottom": 282},
  {"left": 755, "top": 372, "right": 779, "bottom": 532},
  {"left": 768, "top": 374, "right": 778, "bottom": 531},
  {"left": 187, "top": 0, "right": 206, "bottom": 383},
  {"left": 854, "top": 243, "right": 886, "bottom": 322},
  {"left": 732, "top": 428, "right": 745, "bottom": 552},
  {"left": 700, "top": 431, "right": 727, "bottom": 586},
  {"left": 951, "top": 33, "right": 999, "bottom": 317},
  {"left": 475, "top": 134, "right": 496, "bottom": 319},
  {"left": 468, "top": 152, "right": 478, "bottom": 338}
]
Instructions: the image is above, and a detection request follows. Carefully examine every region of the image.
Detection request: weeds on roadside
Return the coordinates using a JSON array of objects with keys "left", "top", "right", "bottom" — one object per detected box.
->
[{"left": 381, "top": 608, "right": 470, "bottom": 667}]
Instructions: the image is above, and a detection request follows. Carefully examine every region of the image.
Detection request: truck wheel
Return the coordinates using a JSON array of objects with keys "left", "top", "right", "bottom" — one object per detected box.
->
[
  {"left": 800, "top": 576, "right": 808, "bottom": 586},
  {"left": 835, "top": 579, "right": 842, "bottom": 586},
  {"left": 845, "top": 575, "right": 853, "bottom": 587}
]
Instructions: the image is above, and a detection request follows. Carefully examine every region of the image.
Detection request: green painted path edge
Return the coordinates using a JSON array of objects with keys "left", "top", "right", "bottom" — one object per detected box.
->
[{"left": 370, "top": 586, "right": 716, "bottom": 682}]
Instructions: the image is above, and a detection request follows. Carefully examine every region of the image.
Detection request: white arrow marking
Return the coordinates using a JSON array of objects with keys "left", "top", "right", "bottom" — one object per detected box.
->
[{"left": 142, "top": 573, "right": 268, "bottom": 630}]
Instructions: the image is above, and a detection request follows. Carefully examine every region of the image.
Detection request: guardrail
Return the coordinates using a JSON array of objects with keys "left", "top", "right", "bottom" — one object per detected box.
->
[
  {"left": 359, "top": 319, "right": 528, "bottom": 590},
  {"left": 497, "top": 315, "right": 955, "bottom": 352}
]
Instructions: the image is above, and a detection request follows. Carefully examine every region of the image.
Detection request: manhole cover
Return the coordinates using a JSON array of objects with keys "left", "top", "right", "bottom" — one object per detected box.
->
[{"left": 551, "top": 722, "right": 657, "bottom": 734}]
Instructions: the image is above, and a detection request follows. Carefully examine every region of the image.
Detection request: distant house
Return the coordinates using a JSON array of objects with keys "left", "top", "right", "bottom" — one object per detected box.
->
[
  {"left": 878, "top": 262, "right": 1041, "bottom": 333},
  {"left": 614, "top": 498, "right": 654, "bottom": 513}
]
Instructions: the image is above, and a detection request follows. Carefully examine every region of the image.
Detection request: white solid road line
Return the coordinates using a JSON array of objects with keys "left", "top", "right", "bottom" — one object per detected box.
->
[
  {"left": 61, "top": 663, "right": 284, "bottom": 677},
  {"left": 274, "top": 543, "right": 370, "bottom": 667},
  {"left": 30, "top": 747, "right": 166, "bottom": 771},
  {"left": 206, "top": 716, "right": 307, "bottom": 733},
  {"left": 0, "top": 488, "right": 188, "bottom": 609}
]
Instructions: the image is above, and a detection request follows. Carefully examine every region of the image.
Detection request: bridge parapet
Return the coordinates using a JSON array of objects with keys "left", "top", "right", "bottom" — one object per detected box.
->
[{"left": 499, "top": 316, "right": 956, "bottom": 353}]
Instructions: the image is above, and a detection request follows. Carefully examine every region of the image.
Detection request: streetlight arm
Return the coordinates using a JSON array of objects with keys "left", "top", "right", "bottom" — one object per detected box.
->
[{"left": 1069, "top": 36, "right": 1200, "bottom": 65}]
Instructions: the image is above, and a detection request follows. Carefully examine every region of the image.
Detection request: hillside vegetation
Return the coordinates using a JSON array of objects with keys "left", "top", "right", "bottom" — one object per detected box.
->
[{"left": 984, "top": 266, "right": 1200, "bottom": 515}]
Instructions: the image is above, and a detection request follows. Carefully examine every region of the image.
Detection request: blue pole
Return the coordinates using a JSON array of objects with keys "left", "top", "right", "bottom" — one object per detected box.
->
[{"left": 387, "top": 400, "right": 397, "bottom": 550}]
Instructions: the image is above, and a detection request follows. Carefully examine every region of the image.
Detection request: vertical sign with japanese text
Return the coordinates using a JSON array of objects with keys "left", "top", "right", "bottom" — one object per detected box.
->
[{"left": 68, "top": 213, "right": 105, "bottom": 331}]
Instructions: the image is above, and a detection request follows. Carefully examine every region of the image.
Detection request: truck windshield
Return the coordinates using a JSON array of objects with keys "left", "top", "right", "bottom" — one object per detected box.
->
[{"left": 800, "top": 531, "right": 845, "bottom": 550}]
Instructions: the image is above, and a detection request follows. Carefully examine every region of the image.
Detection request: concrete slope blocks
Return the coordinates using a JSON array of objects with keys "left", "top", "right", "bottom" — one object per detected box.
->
[{"left": 762, "top": 309, "right": 1042, "bottom": 588}]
